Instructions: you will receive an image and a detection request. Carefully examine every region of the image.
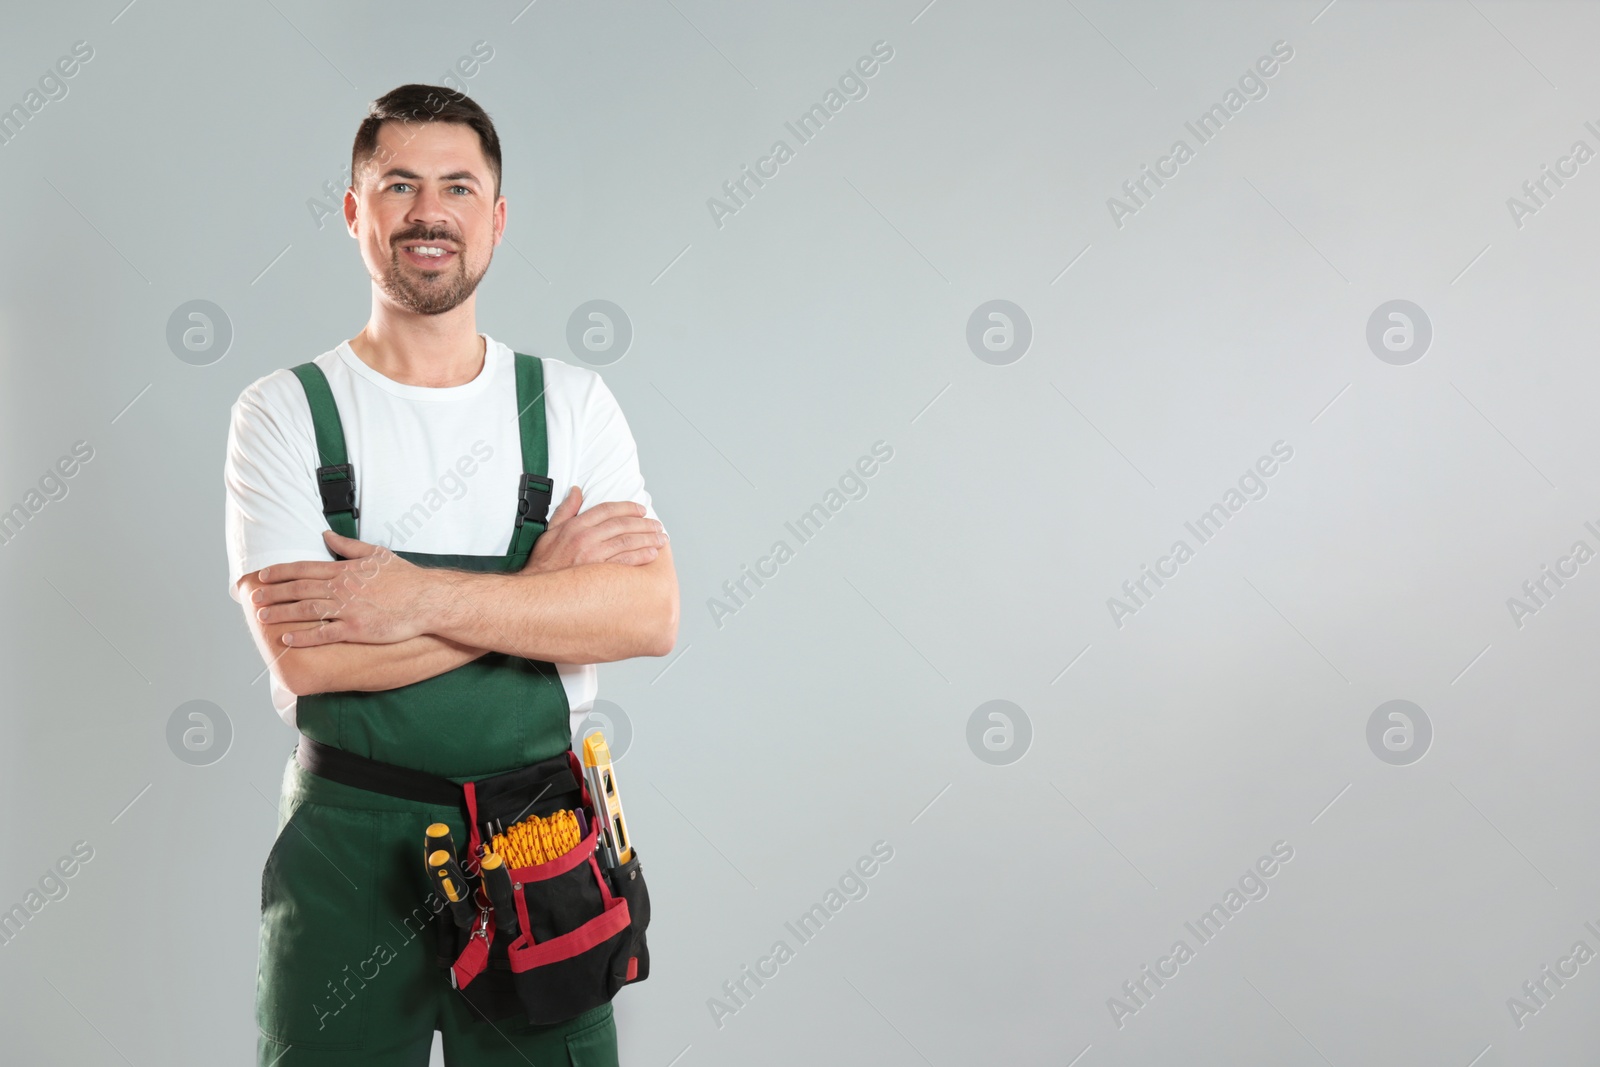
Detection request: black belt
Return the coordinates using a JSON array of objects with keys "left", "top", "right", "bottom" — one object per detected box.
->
[{"left": 294, "top": 734, "right": 580, "bottom": 813}]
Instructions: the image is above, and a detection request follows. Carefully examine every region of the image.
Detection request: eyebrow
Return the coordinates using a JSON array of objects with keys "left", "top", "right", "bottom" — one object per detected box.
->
[{"left": 378, "top": 167, "right": 481, "bottom": 185}]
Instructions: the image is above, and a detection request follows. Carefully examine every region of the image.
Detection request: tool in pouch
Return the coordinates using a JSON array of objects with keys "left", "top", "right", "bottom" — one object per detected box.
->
[
  {"left": 425, "top": 727, "right": 651, "bottom": 1026},
  {"left": 582, "top": 733, "right": 633, "bottom": 869}
]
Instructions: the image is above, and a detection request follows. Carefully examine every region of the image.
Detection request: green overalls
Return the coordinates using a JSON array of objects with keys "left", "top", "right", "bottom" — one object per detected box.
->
[{"left": 255, "top": 353, "right": 620, "bottom": 1066}]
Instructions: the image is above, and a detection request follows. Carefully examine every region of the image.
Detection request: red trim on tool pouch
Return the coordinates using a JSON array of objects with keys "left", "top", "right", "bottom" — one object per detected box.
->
[
  {"left": 506, "top": 822, "right": 599, "bottom": 882},
  {"left": 463, "top": 780, "right": 483, "bottom": 859},
  {"left": 507, "top": 895, "right": 630, "bottom": 971}
]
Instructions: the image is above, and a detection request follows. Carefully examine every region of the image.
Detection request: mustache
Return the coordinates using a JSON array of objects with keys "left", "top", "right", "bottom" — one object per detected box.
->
[{"left": 393, "top": 231, "right": 461, "bottom": 245}]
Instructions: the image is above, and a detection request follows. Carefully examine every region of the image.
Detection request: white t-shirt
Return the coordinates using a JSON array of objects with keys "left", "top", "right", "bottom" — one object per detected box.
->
[{"left": 223, "top": 334, "right": 662, "bottom": 738}]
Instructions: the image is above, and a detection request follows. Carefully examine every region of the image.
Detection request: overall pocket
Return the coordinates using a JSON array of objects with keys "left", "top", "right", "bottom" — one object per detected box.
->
[
  {"left": 562, "top": 1003, "right": 620, "bottom": 1067},
  {"left": 504, "top": 823, "right": 634, "bottom": 1025},
  {"left": 256, "top": 802, "right": 376, "bottom": 1050}
]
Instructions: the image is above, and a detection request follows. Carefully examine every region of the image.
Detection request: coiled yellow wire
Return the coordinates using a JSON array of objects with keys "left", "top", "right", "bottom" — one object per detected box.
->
[{"left": 484, "top": 809, "right": 580, "bottom": 868}]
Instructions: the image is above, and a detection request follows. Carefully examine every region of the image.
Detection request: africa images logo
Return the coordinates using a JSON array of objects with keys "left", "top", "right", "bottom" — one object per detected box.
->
[{"left": 706, "top": 41, "right": 895, "bottom": 229}]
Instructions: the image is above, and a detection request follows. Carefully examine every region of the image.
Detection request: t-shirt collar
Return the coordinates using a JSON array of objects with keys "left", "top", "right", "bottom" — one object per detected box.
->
[{"left": 336, "top": 333, "right": 500, "bottom": 401}]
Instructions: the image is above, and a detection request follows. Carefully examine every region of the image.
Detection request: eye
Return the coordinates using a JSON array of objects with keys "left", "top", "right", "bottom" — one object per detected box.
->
[
  {"left": 450, "top": 185, "right": 472, "bottom": 195},
  {"left": 389, "top": 182, "right": 413, "bottom": 193}
]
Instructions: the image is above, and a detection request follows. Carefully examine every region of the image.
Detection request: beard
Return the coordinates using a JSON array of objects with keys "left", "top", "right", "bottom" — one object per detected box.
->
[{"left": 374, "top": 235, "right": 491, "bottom": 315}]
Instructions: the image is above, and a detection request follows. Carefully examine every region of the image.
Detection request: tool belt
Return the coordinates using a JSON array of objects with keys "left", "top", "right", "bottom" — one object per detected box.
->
[{"left": 294, "top": 735, "right": 651, "bottom": 1026}]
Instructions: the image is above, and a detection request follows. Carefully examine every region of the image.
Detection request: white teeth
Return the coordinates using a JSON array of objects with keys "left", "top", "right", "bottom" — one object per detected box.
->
[{"left": 408, "top": 245, "right": 448, "bottom": 257}]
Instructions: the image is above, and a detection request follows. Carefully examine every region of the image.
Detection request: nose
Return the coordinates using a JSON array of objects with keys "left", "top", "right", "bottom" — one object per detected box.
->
[{"left": 406, "top": 183, "right": 452, "bottom": 232}]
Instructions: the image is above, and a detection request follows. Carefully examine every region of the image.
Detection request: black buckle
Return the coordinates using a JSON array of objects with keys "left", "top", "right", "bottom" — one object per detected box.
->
[
  {"left": 317, "top": 463, "right": 359, "bottom": 517},
  {"left": 515, "top": 473, "right": 553, "bottom": 527}
]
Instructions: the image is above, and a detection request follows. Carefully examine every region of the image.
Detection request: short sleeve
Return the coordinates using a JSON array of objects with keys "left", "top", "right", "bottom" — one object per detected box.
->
[
  {"left": 223, "top": 375, "right": 337, "bottom": 602},
  {"left": 570, "top": 370, "right": 662, "bottom": 532}
]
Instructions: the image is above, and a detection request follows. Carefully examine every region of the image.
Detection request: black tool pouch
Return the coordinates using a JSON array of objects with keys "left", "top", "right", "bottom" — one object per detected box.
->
[{"left": 439, "top": 750, "right": 651, "bottom": 1026}]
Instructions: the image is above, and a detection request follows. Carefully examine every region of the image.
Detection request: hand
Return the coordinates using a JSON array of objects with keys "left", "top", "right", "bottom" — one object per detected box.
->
[
  {"left": 249, "top": 530, "right": 443, "bottom": 646},
  {"left": 524, "top": 485, "right": 666, "bottom": 575}
]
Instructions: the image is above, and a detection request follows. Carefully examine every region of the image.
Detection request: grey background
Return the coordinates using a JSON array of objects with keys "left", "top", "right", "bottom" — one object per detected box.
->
[{"left": 2, "top": 0, "right": 1597, "bottom": 1064}]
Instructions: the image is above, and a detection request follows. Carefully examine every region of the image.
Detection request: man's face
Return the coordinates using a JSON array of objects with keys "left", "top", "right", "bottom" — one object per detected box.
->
[{"left": 347, "top": 120, "right": 503, "bottom": 316}]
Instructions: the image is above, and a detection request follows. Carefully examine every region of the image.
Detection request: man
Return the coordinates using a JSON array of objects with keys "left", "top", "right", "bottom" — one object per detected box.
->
[{"left": 224, "top": 83, "right": 677, "bottom": 1066}]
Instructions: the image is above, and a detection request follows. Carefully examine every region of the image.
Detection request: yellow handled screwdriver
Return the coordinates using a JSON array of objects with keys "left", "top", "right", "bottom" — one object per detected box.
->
[
  {"left": 479, "top": 851, "right": 520, "bottom": 940},
  {"left": 428, "top": 848, "right": 476, "bottom": 929},
  {"left": 425, "top": 822, "right": 455, "bottom": 867}
]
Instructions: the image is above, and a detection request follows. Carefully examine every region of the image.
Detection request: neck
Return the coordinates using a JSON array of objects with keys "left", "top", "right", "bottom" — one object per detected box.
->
[{"left": 348, "top": 301, "right": 484, "bottom": 387}]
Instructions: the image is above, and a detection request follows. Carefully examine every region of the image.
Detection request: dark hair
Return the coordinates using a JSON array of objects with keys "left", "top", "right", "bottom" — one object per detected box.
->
[{"left": 351, "top": 84, "right": 502, "bottom": 199}]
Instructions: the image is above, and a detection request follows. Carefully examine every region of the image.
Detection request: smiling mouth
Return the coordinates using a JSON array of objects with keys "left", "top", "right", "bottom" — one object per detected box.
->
[{"left": 398, "top": 242, "right": 459, "bottom": 268}]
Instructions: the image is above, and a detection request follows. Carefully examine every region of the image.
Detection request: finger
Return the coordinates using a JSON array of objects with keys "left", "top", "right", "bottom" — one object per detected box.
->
[
  {"left": 259, "top": 561, "right": 345, "bottom": 583},
  {"left": 567, "top": 499, "right": 647, "bottom": 529},
  {"left": 282, "top": 620, "right": 347, "bottom": 647},
  {"left": 250, "top": 578, "right": 335, "bottom": 606},
  {"left": 258, "top": 598, "right": 342, "bottom": 624},
  {"left": 605, "top": 546, "right": 661, "bottom": 567},
  {"left": 545, "top": 485, "right": 580, "bottom": 529},
  {"left": 570, "top": 525, "right": 661, "bottom": 565},
  {"left": 587, "top": 514, "right": 665, "bottom": 542},
  {"left": 323, "top": 529, "right": 382, "bottom": 557},
  {"left": 597, "top": 531, "right": 668, "bottom": 556}
]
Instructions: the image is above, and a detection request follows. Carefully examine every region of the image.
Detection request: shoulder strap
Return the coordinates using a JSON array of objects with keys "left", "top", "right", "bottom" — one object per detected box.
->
[
  {"left": 288, "top": 354, "right": 550, "bottom": 554},
  {"left": 509, "top": 353, "right": 553, "bottom": 559},
  {"left": 289, "top": 362, "right": 360, "bottom": 540}
]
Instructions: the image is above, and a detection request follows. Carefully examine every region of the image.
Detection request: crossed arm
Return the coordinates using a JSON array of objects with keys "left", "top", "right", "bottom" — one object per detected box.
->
[{"left": 235, "top": 488, "right": 678, "bottom": 697}]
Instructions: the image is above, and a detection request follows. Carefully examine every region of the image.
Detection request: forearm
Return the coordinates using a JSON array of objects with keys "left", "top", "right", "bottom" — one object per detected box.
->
[
  {"left": 426, "top": 555, "right": 678, "bottom": 663},
  {"left": 243, "top": 574, "right": 483, "bottom": 695},
  {"left": 290, "top": 631, "right": 489, "bottom": 694}
]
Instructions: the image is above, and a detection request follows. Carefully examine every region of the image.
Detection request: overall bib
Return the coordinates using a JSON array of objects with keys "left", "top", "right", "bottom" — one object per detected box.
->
[{"left": 255, "top": 353, "right": 620, "bottom": 1066}]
